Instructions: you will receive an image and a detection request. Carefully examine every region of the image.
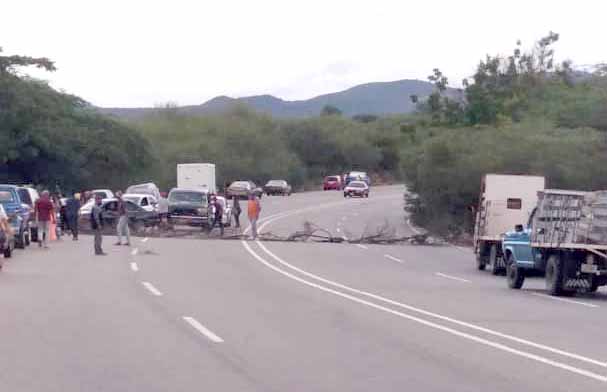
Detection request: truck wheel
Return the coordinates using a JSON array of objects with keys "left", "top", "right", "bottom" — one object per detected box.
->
[
  {"left": 545, "top": 254, "right": 568, "bottom": 296},
  {"left": 506, "top": 253, "right": 525, "bottom": 289},
  {"left": 490, "top": 245, "right": 503, "bottom": 275},
  {"left": 475, "top": 253, "right": 486, "bottom": 271}
]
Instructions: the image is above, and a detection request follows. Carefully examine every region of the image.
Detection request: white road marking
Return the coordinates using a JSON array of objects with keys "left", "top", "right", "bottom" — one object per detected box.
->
[
  {"left": 141, "top": 237, "right": 149, "bottom": 243},
  {"left": 141, "top": 281, "right": 163, "bottom": 296},
  {"left": 243, "top": 241, "right": 606, "bottom": 382},
  {"left": 341, "top": 216, "right": 348, "bottom": 221},
  {"left": 130, "top": 262, "right": 139, "bottom": 272},
  {"left": 251, "top": 239, "right": 607, "bottom": 370},
  {"left": 384, "top": 254, "right": 404, "bottom": 264},
  {"left": 531, "top": 293, "right": 599, "bottom": 308},
  {"left": 131, "top": 248, "right": 139, "bottom": 256},
  {"left": 336, "top": 228, "right": 341, "bottom": 233},
  {"left": 435, "top": 273, "right": 471, "bottom": 283},
  {"left": 183, "top": 316, "right": 224, "bottom": 343},
  {"left": 454, "top": 246, "right": 470, "bottom": 253},
  {"left": 356, "top": 244, "right": 368, "bottom": 250}
]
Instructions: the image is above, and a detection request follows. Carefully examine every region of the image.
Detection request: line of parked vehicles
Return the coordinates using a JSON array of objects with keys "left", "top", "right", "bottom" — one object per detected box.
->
[
  {"left": 474, "top": 174, "right": 607, "bottom": 296},
  {"left": 0, "top": 165, "right": 373, "bottom": 263}
]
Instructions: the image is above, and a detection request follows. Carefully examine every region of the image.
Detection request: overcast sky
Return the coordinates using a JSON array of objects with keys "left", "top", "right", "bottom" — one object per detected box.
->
[{"left": 2, "top": 0, "right": 605, "bottom": 107}]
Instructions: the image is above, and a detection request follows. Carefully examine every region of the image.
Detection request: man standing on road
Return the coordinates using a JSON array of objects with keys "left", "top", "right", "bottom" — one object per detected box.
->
[
  {"left": 208, "top": 196, "right": 224, "bottom": 236},
  {"left": 91, "top": 195, "right": 106, "bottom": 255},
  {"left": 232, "top": 196, "right": 241, "bottom": 229},
  {"left": 65, "top": 193, "right": 81, "bottom": 241},
  {"left": 115, "top": 191, "right": 130, "bottom": 246},
  {"left": 34, "top": 190, "right": 54, "bottom": 249},
  {"left": 247, "top": 193, "right": 261, "bottom": 240}
]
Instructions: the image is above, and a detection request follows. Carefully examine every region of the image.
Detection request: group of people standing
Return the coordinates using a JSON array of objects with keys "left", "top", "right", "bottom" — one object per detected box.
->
[{"left": 207, "top": 193, "right": 261, "bottom": 239}]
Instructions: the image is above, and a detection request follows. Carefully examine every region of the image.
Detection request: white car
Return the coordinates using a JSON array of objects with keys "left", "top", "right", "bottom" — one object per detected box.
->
[
  {"left": 344, "top": 181, "right": 370, "bottom": 198},
  {"left": 122, "top": 193, "right": 158, "bottom": 212},
  {"left": 79, "top": 197, "right": 113, "bottom": 216},
  {"left": 210, "top": 196, "right": 232, "bottom": 226},
  {"left": 126, "top": 182, "right": 168, "bottom": 216},
  {"left": 92, "top": 189, "right": 114, "bottom": 199}
]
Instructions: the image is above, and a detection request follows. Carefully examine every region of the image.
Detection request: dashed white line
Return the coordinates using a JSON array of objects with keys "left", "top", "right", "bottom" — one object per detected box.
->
[
  {"left": 341, "top": 216, "right": 348, "bottom": 221},
  {"left": 243, "top": 241, "right": 607, "bottom": 382},
  {"left": 531, "top": 293, "right": 599, "bottom": 308},
  {"left": 141, "top": 281, "right": 163, "bottom": 296},
  {"left": 336, "top": 228, "right": 341, "bottom": 233},
  {"left": 435, "top": 273, "right": 471, "bottom": 283},
  {"left": 141, "top": 237, "right": 149, "bottom": 243},
  {"left": 384, "top": 254, "right": 404, "bottom": 264},
  {"left": 356, "top": 244, "right": 369, "bottom": 250},
  {"left": 131, "top": 248, "right": 139, "bottom": 256},
  {"left": 183, "top": 316, "right": 224, "bottom": 343},
  {"left": 130, "top": 262, "right": 139, "bottom": 272}
]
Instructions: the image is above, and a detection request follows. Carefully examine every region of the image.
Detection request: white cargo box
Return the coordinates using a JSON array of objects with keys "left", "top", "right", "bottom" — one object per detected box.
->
[
  {"left": 475, "top": 174, "right": 545, "bottom": 241},
  {"left": 177, "top": 163, "right": 216, "bottom": 193}
]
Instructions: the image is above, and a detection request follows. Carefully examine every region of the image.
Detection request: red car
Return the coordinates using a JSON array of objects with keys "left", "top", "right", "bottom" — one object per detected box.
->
[{"left": 323, "top": 176, "right": 342, "bottom": 190}]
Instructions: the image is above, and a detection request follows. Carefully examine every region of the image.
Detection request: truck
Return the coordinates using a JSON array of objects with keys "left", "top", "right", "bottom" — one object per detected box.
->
[
  {"left": 474, "top": 174, "right": 546, "bottom": 274},
  {"left": 504, "top": 189, "right": 607, "bottom": 295},
  {"left": 177, "top": 163, "right": 216, "bottom": 194}
]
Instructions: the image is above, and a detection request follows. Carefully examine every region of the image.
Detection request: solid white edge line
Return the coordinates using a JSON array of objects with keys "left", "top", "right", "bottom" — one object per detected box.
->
[
  {"left": 141, "top": 281, "right": 163, "bottom": 296},
  {"left": 131, "top": 248, "right": 139, "bottom": 256},
  {"left": 183, "top": 316, "right": 224, "bottom": 343},
  {"left": 356, "top": 244, "right": 369, "bottom": 250},
  {"left": 253, "top": 240, "right": 607, "bottom": 369},
  {"left": 243, "top": 241, "right": 606, "bottom": 382},
  {"left": 384, "top": 254, "right": 404, "bottom": 263},
  {"left": 531, "top": 293, "right": 599, "bottom": 308},
  {"left": 435, "top": 272, "right": 471, "bottom": 283},
  {"left": 130, "top": 262, "right": 139, "bottom": 272}
]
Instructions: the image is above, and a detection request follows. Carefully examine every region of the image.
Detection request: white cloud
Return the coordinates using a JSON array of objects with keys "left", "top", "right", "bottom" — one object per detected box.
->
[{"left": 1, "top": 0, "right": 605, "bottom": 107}]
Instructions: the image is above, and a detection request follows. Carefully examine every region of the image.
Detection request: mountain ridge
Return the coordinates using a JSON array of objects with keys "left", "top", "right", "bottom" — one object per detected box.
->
[{"left": 98, "top": 79, "right": 450, "bottom": 120}]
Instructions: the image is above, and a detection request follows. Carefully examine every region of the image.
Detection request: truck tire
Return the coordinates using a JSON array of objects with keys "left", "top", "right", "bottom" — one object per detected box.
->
[
  {"left": 489, "top": 244, "right": 502, "bottom": 275},
  {"left": 545, "top": 254, "right": 570, "bottom": 296},
  {"left": 476, "top": 253, "right": 486, "bottom": 270},
  {"left": 506, "top": 253, "right": 525, "bottom": 289}
]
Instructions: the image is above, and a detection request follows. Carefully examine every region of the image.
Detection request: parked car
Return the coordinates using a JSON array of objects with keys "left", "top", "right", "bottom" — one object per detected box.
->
[
  {"left": 345, "top": 171, "right": 370, "bottom": 186},
  {"left": 79, "top": 198, "right": 160, "bottom": 234},
  {"left": 92, "top": 189, "right": 114, "bottom": 199},
  {"left": 167, "top": 188, "right": 210, "bottom": 228},
  {"left": 79, "top": 198, "right": 113, "bottom": 216},
  {"left": 226, "top": 181, "right": 263, "bottom": 199},
  {"left": 123, "top": 193, "right": 158, "bottom": 212},
  {"left": 323, "top": 176, "right": 342, "bottom": 190},
  {"left": 264, "top": 180, "right": 292, "bottom": 196},
  {"left": 211, "top": 196, "right": 233, "bottom": 226},
  {"left": 344, "top": 181, "right": 370, "bottom": 198},
  {"left": 0, "top": 185, "right": 30, "bottom": 248},
  {"left": 125, "top": 182, "right": 168, "bottom": 217},
  {"left": 17, "top": 186, "right": 39, "bottom": 242}
]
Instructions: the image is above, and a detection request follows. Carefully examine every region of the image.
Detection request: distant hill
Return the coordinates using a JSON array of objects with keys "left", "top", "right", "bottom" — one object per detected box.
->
[{"left": 99, "top": 79, "right": 454, "bottom": 120}]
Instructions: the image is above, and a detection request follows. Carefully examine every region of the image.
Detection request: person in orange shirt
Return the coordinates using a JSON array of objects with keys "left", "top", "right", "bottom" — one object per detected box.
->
[{"left": 247, "top": 193, "right": 261, "bottom": 239}]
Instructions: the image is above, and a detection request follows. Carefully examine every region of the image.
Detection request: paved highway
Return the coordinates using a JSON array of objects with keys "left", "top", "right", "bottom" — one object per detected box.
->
[{"left": 0, "top": 185, "right": 605, "bottom": 391}]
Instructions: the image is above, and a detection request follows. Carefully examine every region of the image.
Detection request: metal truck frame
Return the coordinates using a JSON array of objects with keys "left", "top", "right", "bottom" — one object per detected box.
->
[{"left": 504, "top": 189, "right": 607, "bottom": 295}]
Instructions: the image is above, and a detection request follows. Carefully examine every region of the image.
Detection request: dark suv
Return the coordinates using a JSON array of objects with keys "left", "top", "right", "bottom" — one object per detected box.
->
[
  {"left": 0, "top": 185, "right": 31, "bottom": 249},
  {"left": 167, "top": 188, "right": 210, "bottom": 228}
]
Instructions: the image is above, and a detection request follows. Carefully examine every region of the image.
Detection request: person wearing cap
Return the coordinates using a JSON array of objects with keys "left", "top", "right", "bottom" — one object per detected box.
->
[{"left": 65, "top": 192, "right": 81, "bottom": 240}]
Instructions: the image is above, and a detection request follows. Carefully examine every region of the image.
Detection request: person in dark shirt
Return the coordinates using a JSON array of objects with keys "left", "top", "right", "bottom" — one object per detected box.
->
[
  {"left": 91, "top": 195, "right": 106, "bottom": 255},
  {"left": 65, "top": 193, "right": 81, "bottom": 240},
  {"left": 232, "top": 196, "right": 241, "bottom": 229},
  {"left": 35, "top": 190, "right": 55, "bottom": 249},
  {"left": 208, "top": 196, "right": 224, "bottom": 236}
]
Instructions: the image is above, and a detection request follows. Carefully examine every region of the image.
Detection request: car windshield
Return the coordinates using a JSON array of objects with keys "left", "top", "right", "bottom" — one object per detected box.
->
[
  {"left": 267, "top": 180, "right": 284, "bottom": 186},
  {"left": 349, "top": 182, "right": 366, "bottom": 188},
  {"left": 0, "top": 190, "right": 16, "bottom": 203},
  {"left": 18, "top": 189, "right": 32, "bottom": 205},
  {"left": 327, "top": 177, "right": 339, "bottom": 181},
  {"left": 169, "top": 191, "right": 207, "bottom": 204},
  {"left": 123, "top": 196, "right": 141, "bottom": 204},
  {"left": 231, "top": 181, "right": 250, "bottom": 188}
]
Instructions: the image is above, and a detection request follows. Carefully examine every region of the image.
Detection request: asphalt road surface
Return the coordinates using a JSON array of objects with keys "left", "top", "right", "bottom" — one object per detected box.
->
[{"left": 0, "top": 185, "right": 605, "bottom": 391}]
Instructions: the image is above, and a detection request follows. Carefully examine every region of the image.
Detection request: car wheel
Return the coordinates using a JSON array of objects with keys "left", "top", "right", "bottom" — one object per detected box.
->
[
  {"left": 24, "top": 232, "right": 30, "bottom": 247},
  {"left": 545, "top": 254, "right": 573, "bottom": 296},
  {"left": 15, "top": 231, "right": 25, "bottom": 249},
  {"left": 343, "top": 193, "right": 347, "bottom": 198},
  {"left": 4, "top": 245, "right": 12, "bottom": 258}
]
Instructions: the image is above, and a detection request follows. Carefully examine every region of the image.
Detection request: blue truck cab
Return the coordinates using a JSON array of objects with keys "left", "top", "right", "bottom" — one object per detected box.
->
[
  {"left": 501, "top": 211, "right": 542, "bottom": 289},
  {"left": 0, "top": 185, "right": 31, "bottom": 249}
]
